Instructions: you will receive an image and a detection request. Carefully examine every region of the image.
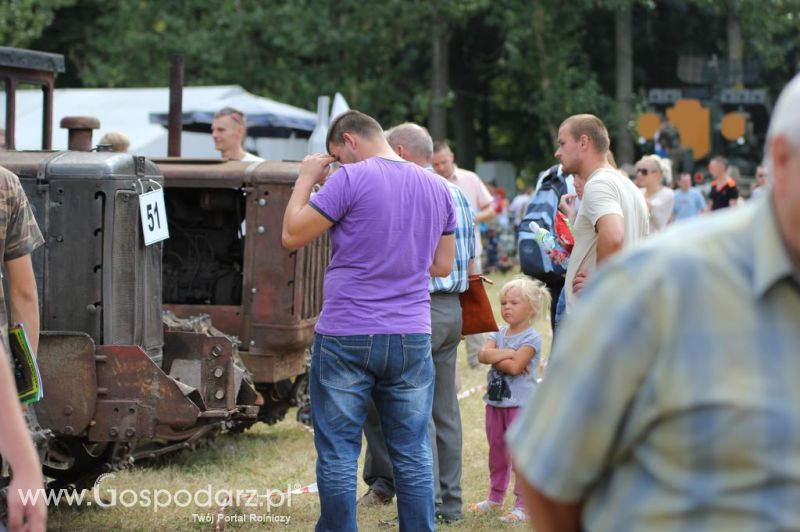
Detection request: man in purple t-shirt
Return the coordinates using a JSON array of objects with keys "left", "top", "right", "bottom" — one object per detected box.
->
[{"left": 282, "top": 110, "right": 456, "bottom": 532}]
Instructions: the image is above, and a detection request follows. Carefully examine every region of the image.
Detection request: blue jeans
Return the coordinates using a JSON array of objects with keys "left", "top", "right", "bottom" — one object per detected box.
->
[{"left": 311, "top": 333, "right": 435, "bottom": 532}]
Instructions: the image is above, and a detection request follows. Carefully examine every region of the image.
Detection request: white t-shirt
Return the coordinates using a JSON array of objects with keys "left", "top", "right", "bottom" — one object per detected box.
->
[
  {"left": 641, "top": 186, "right": 675, "bottom": 233},
  {"left": 240, "top": 152, "right": 265, "bottom": 162},
  {"left": 509, "top": 193, "right": 531, "bottom": 226},
  {"left": 566, "top": 168, "right": 649, "bottom": 310}
]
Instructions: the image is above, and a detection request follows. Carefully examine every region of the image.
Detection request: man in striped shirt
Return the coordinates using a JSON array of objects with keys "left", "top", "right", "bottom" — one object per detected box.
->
[
  {"left": 507, "top": 75, "right": 800, "bottom": 531},
  {"left": 360, "top": 122, "right": 475, "bottom": 525}
]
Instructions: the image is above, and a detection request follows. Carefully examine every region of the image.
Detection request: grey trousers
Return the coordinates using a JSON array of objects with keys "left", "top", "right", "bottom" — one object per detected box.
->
[{"left": 363, "top": 292, "right": 464, "bottom": 517}]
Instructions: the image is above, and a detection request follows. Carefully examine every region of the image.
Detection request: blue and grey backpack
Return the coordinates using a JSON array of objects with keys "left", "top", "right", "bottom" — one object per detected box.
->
[{"left": 518, "top": 165, "right": 569, "bottom": 276}]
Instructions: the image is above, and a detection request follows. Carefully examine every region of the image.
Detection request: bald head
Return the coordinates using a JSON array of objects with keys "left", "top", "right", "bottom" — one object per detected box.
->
[
  {"left": 766, "top": 74, "right": 800, "bottom": 175},
  {"left": 385, "top": 123, "right": 434, "bottom": 166},
  {"left": 765, "top": 74, "right": 800, "bottom": 269}
]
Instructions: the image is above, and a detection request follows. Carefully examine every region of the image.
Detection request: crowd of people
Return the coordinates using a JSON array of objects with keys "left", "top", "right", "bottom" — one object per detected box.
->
[
  {"left": 509, "top": 75, "right": 800, "bottom": 531},
  {"left": 2, "top": 72, "right": 798, "bottom": 531},
  {"left": 282, "top": 72, "right": 800, "bottom": 532},
  {"left": 446, "top": 134, "right": 764, "bottom": 284}
]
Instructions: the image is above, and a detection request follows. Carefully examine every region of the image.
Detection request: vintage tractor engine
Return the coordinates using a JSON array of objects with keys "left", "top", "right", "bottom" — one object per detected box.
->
[
  {"left": 0, "top": 150, "right": 258, "bottom": 488},
  {"left": 158, "top": 159, "right": 329, "bottom": 428}
]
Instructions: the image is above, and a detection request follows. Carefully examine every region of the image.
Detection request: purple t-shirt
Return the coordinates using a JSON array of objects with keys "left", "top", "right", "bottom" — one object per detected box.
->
[{"left": 309, "top": 157, "right": 456, "bottom": 335}]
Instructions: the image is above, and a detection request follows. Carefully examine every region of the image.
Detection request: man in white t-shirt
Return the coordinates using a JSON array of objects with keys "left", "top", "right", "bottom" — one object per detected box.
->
[
  {"left": 212, "top": 107, "right": 265, "bottom": 162},
  {"left": 555, "top": 114, "right": 649, "bottom": 311},
  {"left": 509, "top": 186, "right": 533, "bottom": 230}
]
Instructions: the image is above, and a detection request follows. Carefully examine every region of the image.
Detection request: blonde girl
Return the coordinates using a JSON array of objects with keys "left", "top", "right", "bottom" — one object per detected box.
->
[{"left": 470, "top": 277, "right": 550, "bottom": 523}]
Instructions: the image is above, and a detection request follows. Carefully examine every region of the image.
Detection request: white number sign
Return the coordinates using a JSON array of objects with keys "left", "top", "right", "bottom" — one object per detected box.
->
[{"left": 139, "top": 188, "right": 170, "bottom": 245}]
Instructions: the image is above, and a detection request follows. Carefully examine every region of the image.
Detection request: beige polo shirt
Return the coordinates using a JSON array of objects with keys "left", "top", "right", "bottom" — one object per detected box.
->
[{"left": 566, "top": 168, "right": 649, "bottom": 310}]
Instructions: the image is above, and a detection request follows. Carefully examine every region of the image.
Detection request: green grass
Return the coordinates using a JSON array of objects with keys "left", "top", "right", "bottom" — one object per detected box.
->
[{"left": 47, "top": 267, "right": 550, "bottom": 531}]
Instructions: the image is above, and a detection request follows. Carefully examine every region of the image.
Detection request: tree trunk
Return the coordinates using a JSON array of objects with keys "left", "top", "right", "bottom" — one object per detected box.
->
[
  {"left": 614, "top": 5, "right": 633, "bottom": 166},
  {"left": 481, "top": 81, "right": 492, "bottom": 160},
  {"left": 430, "top": 25, "right": 449, "bottom": 141},
  {"left": 726, "top": 10, "right": 743, "bottom": 87},
  {"left": 453, "top": 92, "right": 477, "bottom": 171},
  {"left": 531, "top": 1, "right": 556, "bottom": 143}
]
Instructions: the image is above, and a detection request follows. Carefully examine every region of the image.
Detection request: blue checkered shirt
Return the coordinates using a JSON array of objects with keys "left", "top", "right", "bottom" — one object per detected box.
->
[
  {"left": 508, "top": 194, "right": 800, "bottom": 531},
  {"left": 429, "top": 180, "right": 474, "bottom": 294}
]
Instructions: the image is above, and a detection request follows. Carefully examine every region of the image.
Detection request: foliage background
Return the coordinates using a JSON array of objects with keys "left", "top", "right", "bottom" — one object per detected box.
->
[{"left": 3, "top": 0, "right": 800, "bottom": 178}]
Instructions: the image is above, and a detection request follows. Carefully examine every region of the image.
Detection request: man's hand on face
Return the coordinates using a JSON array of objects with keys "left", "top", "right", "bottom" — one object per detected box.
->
[{"left": 299, "top": 154, "right": 336, "bottom": 185}]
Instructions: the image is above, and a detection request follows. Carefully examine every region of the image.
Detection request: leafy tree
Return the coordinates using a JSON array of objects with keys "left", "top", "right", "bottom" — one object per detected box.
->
[
  {"left": 478, "top": 0, "right": 616, "bottom": 174},
  {"left": 38, "top": 0, "right": 434, "bottom": 118},
  {"left": 24, "top": 0, "right": 800, "bottom": 178},
  {"left": 0, "top": 0, "right": 75, "bottom": 48}
]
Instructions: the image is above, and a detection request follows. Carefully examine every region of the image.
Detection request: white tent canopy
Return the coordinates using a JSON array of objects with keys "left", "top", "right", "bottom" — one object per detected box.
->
[
  {"left": 150, "top": 90, "right": 317, "bottom": 137},
  {"left": 0, "top": 85, "right": 312, "bottom": 160}
]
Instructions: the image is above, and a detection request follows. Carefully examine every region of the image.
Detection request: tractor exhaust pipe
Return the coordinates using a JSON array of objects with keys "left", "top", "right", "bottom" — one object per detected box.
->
[
  {"left": 167, "top": 54, "right": 184, "bottom": 157},
  {"left": 60, "top": 116, "right": 100, "bottom": 152}
]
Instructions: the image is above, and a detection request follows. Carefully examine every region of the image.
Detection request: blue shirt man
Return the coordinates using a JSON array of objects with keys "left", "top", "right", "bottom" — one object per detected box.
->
[{"left": 672, "top": 172, "right": 707, "bottom": 221}]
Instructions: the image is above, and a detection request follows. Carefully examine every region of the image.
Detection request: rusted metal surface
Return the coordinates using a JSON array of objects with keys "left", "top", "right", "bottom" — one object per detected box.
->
[
  {"left": 132, "top": 424, "right": 219, "bottom": 462},
  {"left": 60, "top": 116, "right": 100, "bottom": 152},
  {"left": 164, "top": 305, "right": 243, "bottom": 337},
  {"left": 240, "top": 177, "right": 327, "bottom": 381},
  {"left": 159, "top": 158, "right": 329, "bottom": 383},
  {"left": 154, "top": 158, "right": 300, "bottom": 187},
  {"left": 59, "top": 116, "right": 100, "bottom": 130},
  {"left": 0, "top": 47, "right": 64, "bottom": 150},
  {"left": 4, "top": 76, "right": 15, "bottom": 150},
  {"left": 2, "top": 150, "right": 165, "bottom": 362},
  {"left": 33, "top": 332, "right": 97, "bottom": 437},
  {"left": 239, "top": 351, "right": 307, "bottom": 383},
  {"left": 167, "top": 54, "right": 184, "bottom": 157},
  {"left": 89, "top": 345, "right": 201, "bottom": 442},
  {"left": 163, "top": 311, "right": 260, "bottom": 405},
  {"left": 162, "top": 330, "right": 236, "bottom": 412}
]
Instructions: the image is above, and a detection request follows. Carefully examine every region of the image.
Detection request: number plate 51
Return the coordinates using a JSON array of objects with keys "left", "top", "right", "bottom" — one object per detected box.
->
[{"left": 139, "top": 188, "right": 170, "bottom": 245}]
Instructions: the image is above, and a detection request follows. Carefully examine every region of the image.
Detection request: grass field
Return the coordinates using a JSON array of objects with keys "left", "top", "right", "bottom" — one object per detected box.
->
[{"left": 48, "top": 267, "right": 551, "bottom": 531}]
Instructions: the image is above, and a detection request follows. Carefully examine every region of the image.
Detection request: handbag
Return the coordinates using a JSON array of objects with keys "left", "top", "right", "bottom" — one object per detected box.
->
[{"left": 459, "top": 275, "right": 499, "bottom": 335}]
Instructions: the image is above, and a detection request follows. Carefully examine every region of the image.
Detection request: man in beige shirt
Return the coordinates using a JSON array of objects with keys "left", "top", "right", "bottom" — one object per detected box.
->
[
  {"left": 432, "top": 140, "right": 494, "bottom": 368},
  {"left": 555, "top": 114, "right": 649, "bottom": 311}
]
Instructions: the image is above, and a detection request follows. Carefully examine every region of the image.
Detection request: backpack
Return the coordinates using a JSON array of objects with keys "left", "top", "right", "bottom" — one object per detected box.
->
[{"left": 518, "top": 165, "right": 569, "bottom": 276}]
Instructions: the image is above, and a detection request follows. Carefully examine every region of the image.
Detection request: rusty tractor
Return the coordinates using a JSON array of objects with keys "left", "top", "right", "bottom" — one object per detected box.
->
[{"left": 0, "top": 46, "right": 327, "bottom": 489}]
